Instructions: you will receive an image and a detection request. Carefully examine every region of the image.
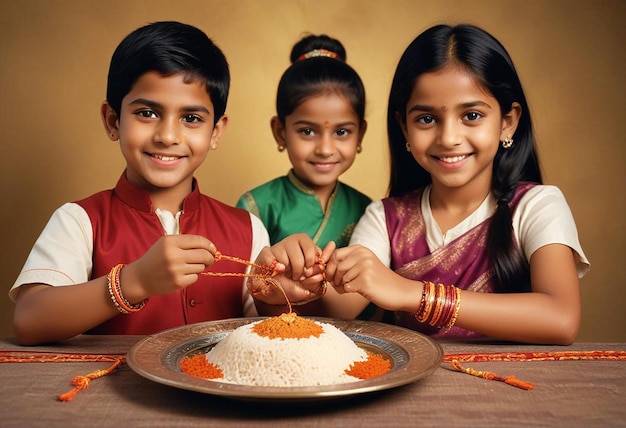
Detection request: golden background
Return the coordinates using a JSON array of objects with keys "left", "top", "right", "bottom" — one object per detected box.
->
[{"left": 1, "top": 0, "right": 624, "bottom": 341}]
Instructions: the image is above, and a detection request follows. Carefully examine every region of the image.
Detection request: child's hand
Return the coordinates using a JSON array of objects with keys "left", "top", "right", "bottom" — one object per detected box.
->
[
  {"left": 267, "top": 233, "right": 329, "bottom": 280},
  {"left": 122, "top": 235, "right": 218, "bottom": 301},
  {"left": 248, "top": 235, "right": 335, "bottom": 306},
  {"left": 325, "top": 244, "right": 416, "bottom": 311}
]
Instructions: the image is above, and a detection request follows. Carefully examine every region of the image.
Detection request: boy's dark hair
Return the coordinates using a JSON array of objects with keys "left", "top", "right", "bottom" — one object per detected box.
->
[
  {"left": 106, "top": 21, "right": 229, "bottom": 124},
  {"left": 387, "top": 24, "right": 543, "bottom": 293},
  {"left": 275, "top": 34, "right": 365, "bottom": 124}
]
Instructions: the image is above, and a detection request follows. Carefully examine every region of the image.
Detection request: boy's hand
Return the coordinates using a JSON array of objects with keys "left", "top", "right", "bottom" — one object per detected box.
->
[{"left": 121, "top": 235, "right": 217, "bottom": 302}]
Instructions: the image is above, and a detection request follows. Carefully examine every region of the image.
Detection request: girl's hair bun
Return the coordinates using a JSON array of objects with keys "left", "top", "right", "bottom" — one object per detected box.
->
[{"left": 290, "top": 34, "right": 347, "bottom": 63}]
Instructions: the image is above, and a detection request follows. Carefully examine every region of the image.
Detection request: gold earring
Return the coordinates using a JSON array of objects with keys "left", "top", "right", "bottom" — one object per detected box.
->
[
  {"left": 501, "top": 136, "right": 514, "bottom": 149},
  {"left": 356, "top": 145, "right": 362, "bottom": 154},
  {"left": 277, "top": 145, "right": 285, "bottom": 152},
  {"left": 405, "top": 142, "right": 411, "bottom": 152}
]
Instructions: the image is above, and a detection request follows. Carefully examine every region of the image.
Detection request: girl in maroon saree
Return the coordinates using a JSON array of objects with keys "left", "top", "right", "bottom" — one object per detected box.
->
[{"left": 255, "top": 24, "right": 589, "bottom": 344}]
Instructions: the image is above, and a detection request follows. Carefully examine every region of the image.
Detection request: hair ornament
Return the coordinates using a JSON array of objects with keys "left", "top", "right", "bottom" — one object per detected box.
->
[{"left": 297, "top": 49, "right": 341, "bottom": 61}]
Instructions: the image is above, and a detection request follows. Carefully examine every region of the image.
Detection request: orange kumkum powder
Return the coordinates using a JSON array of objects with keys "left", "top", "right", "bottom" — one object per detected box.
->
[
  {"left": 252, "top": 312, "right": 323, "bottom": 339},
  {"left": 345, "top": 352, "right": 392, "bottom": 380},
  {"left": 180, "top": 354, "right": 223, "bottom": 379}
]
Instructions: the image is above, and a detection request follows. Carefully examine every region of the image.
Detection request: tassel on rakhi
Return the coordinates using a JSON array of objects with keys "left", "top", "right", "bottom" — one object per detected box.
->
[
  {"left": 449, "top": 359, "right": 534, "bottom": 390},
  {"left": 58, "top": 357, "right": 125, "bottom": 402}
]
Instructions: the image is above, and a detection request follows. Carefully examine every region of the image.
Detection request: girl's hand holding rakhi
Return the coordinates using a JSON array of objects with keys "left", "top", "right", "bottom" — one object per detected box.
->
[
  {"left": 325, "top": 244, "right": 420, "bottom": 313},
  {"left": 246, "top": 249, "right": 288, "bottom": 305},
  {"left": 249, "top": 235, "right": 335, "bottom": 306}
]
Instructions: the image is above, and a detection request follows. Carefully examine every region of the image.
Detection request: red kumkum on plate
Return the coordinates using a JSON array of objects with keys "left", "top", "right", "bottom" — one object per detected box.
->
[{"left": 126, "top": 317, "right": 443, "bottom": 402}]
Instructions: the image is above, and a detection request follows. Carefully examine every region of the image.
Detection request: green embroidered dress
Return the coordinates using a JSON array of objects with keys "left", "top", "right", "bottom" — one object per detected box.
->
[{"left": 236, "top": 170, "right": 371, "bottom": 247}]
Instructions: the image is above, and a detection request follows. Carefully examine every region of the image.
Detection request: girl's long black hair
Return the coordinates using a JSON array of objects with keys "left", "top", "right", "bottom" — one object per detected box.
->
[{"left": 387, "top": 24, "right": 542, "bottom": 292}]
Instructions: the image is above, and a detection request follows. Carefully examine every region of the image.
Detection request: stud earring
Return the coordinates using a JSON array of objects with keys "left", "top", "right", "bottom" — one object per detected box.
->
[
  {"left": 501, "top": 136, "right": 514, "bottom": 149},
  {"left": 356, "top": 145, "right": 362, "bottom": 154},
  {"left": 405, "top": 142, "right": 411, "bottom": 152},
  {"left": 277, "top": 145, "right": 285, "bottom": 152}
]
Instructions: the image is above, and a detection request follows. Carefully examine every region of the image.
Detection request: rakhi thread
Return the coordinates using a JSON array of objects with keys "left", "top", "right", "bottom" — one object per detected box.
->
[
  {"left": 448, "top": 359, "right": 534, "bottom": 390},
  {"left": 443, "top": 350, "right": 626, "bottom": 363},
  {"left": 57, "top": 358, "right": 125, "bottom": 401},
  {"left": 202, "top": 250, "right": 328, "bottom": 313},
  {"left": 207, "top": 251, "right": 279, "bottom": 278},
  {"left": 1, "top": 352, "right": 129, "bottom": 402},
  {"left": 443, "top": 350, "right": 626, "bottom": 390},
  {"left": 201, "top": 251, "right": 293, "bottom": 313}
]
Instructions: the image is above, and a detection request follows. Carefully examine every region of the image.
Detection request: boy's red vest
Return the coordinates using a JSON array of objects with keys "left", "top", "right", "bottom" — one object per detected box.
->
[{"left": 76, "top": 173, "right": 253, "bottom": 335}]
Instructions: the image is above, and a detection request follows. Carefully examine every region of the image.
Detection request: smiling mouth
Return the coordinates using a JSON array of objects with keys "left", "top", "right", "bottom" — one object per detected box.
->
[
  {"left": 311, "top": 162, "right": 338, "bottom": 170},
  {"left": 150, "top": 153, "right": 182, "bottom": 161},
  {"left": 437, "top": 155, "right": 469, "bottom": 163}
]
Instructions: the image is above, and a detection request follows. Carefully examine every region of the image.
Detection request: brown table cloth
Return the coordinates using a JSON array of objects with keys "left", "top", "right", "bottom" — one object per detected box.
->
[{"left": 1, "top": 335, "right": 624, "bottom": 427}]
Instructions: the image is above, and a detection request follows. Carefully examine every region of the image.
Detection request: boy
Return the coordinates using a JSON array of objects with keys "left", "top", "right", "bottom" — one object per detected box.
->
[{"left": 10, "top": 21, "right": 271, "bottom": 345}]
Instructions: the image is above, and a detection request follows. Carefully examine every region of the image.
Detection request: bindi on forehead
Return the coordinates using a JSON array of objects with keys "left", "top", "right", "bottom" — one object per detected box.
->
[
  {"left": 324, "top": 121, "right": 330, "bottom": 128},
  {"left": 441, "top": 105, "right": 447, "bottom": 111}
]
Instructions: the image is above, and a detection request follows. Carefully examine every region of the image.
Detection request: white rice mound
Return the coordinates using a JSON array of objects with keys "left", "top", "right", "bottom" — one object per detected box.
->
[{"left": 204, "top": 319, "right": 368, "bottom": 387}]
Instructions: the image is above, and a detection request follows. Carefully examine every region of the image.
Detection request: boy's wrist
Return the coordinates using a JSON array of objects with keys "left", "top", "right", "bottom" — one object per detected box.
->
[
  {"left": 118, "top": 263, "right": 150, "bottom": 304},
  {"left": 108, "top": 264, "right": 147, "bottom": 313}
]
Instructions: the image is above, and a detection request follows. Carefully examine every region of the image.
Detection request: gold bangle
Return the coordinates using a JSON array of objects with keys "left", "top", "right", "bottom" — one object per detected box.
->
[
  {"left": 428, "top": 283, "right": 447, "bottom": 327},
  {"left": 414, "top": 282, "right": 427, "bottom": 320},
  {"left": 416, "top": 281, "right": 436, "bottom": 323},
  {"left": 442, "top": 287, "right": 462, "bottom": 333},
  {"left": 434, "top": 284, "right": 454, "bottom": 329}
]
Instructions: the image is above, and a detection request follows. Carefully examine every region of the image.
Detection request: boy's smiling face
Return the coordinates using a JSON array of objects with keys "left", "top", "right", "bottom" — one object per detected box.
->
[{"left": 103, "top": 71, "right": 227, "bottom": 212}]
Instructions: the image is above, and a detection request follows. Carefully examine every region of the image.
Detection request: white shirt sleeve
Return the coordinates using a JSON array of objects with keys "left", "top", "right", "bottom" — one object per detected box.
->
[
  {"left": 349, "top": 200, "right": 392, "bottom": 267},
  {"left": 513, "top": 185, "right": 590, "bottom": 278},
  {"left": 9, "top": 203, "right": 94, "bottom": 301},
  {"left": 242, "top": 213, "right": 270, "bottom": 316}
]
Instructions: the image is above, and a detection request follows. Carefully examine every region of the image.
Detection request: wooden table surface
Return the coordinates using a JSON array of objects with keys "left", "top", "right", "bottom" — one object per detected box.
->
[{"left": 1, "top": 334, "right": 624, "bottom": 427}]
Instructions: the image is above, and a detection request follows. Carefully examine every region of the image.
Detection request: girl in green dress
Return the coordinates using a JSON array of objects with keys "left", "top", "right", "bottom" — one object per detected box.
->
[{"left": 237, "top": 34, "right": 370, "bottom": 249}]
